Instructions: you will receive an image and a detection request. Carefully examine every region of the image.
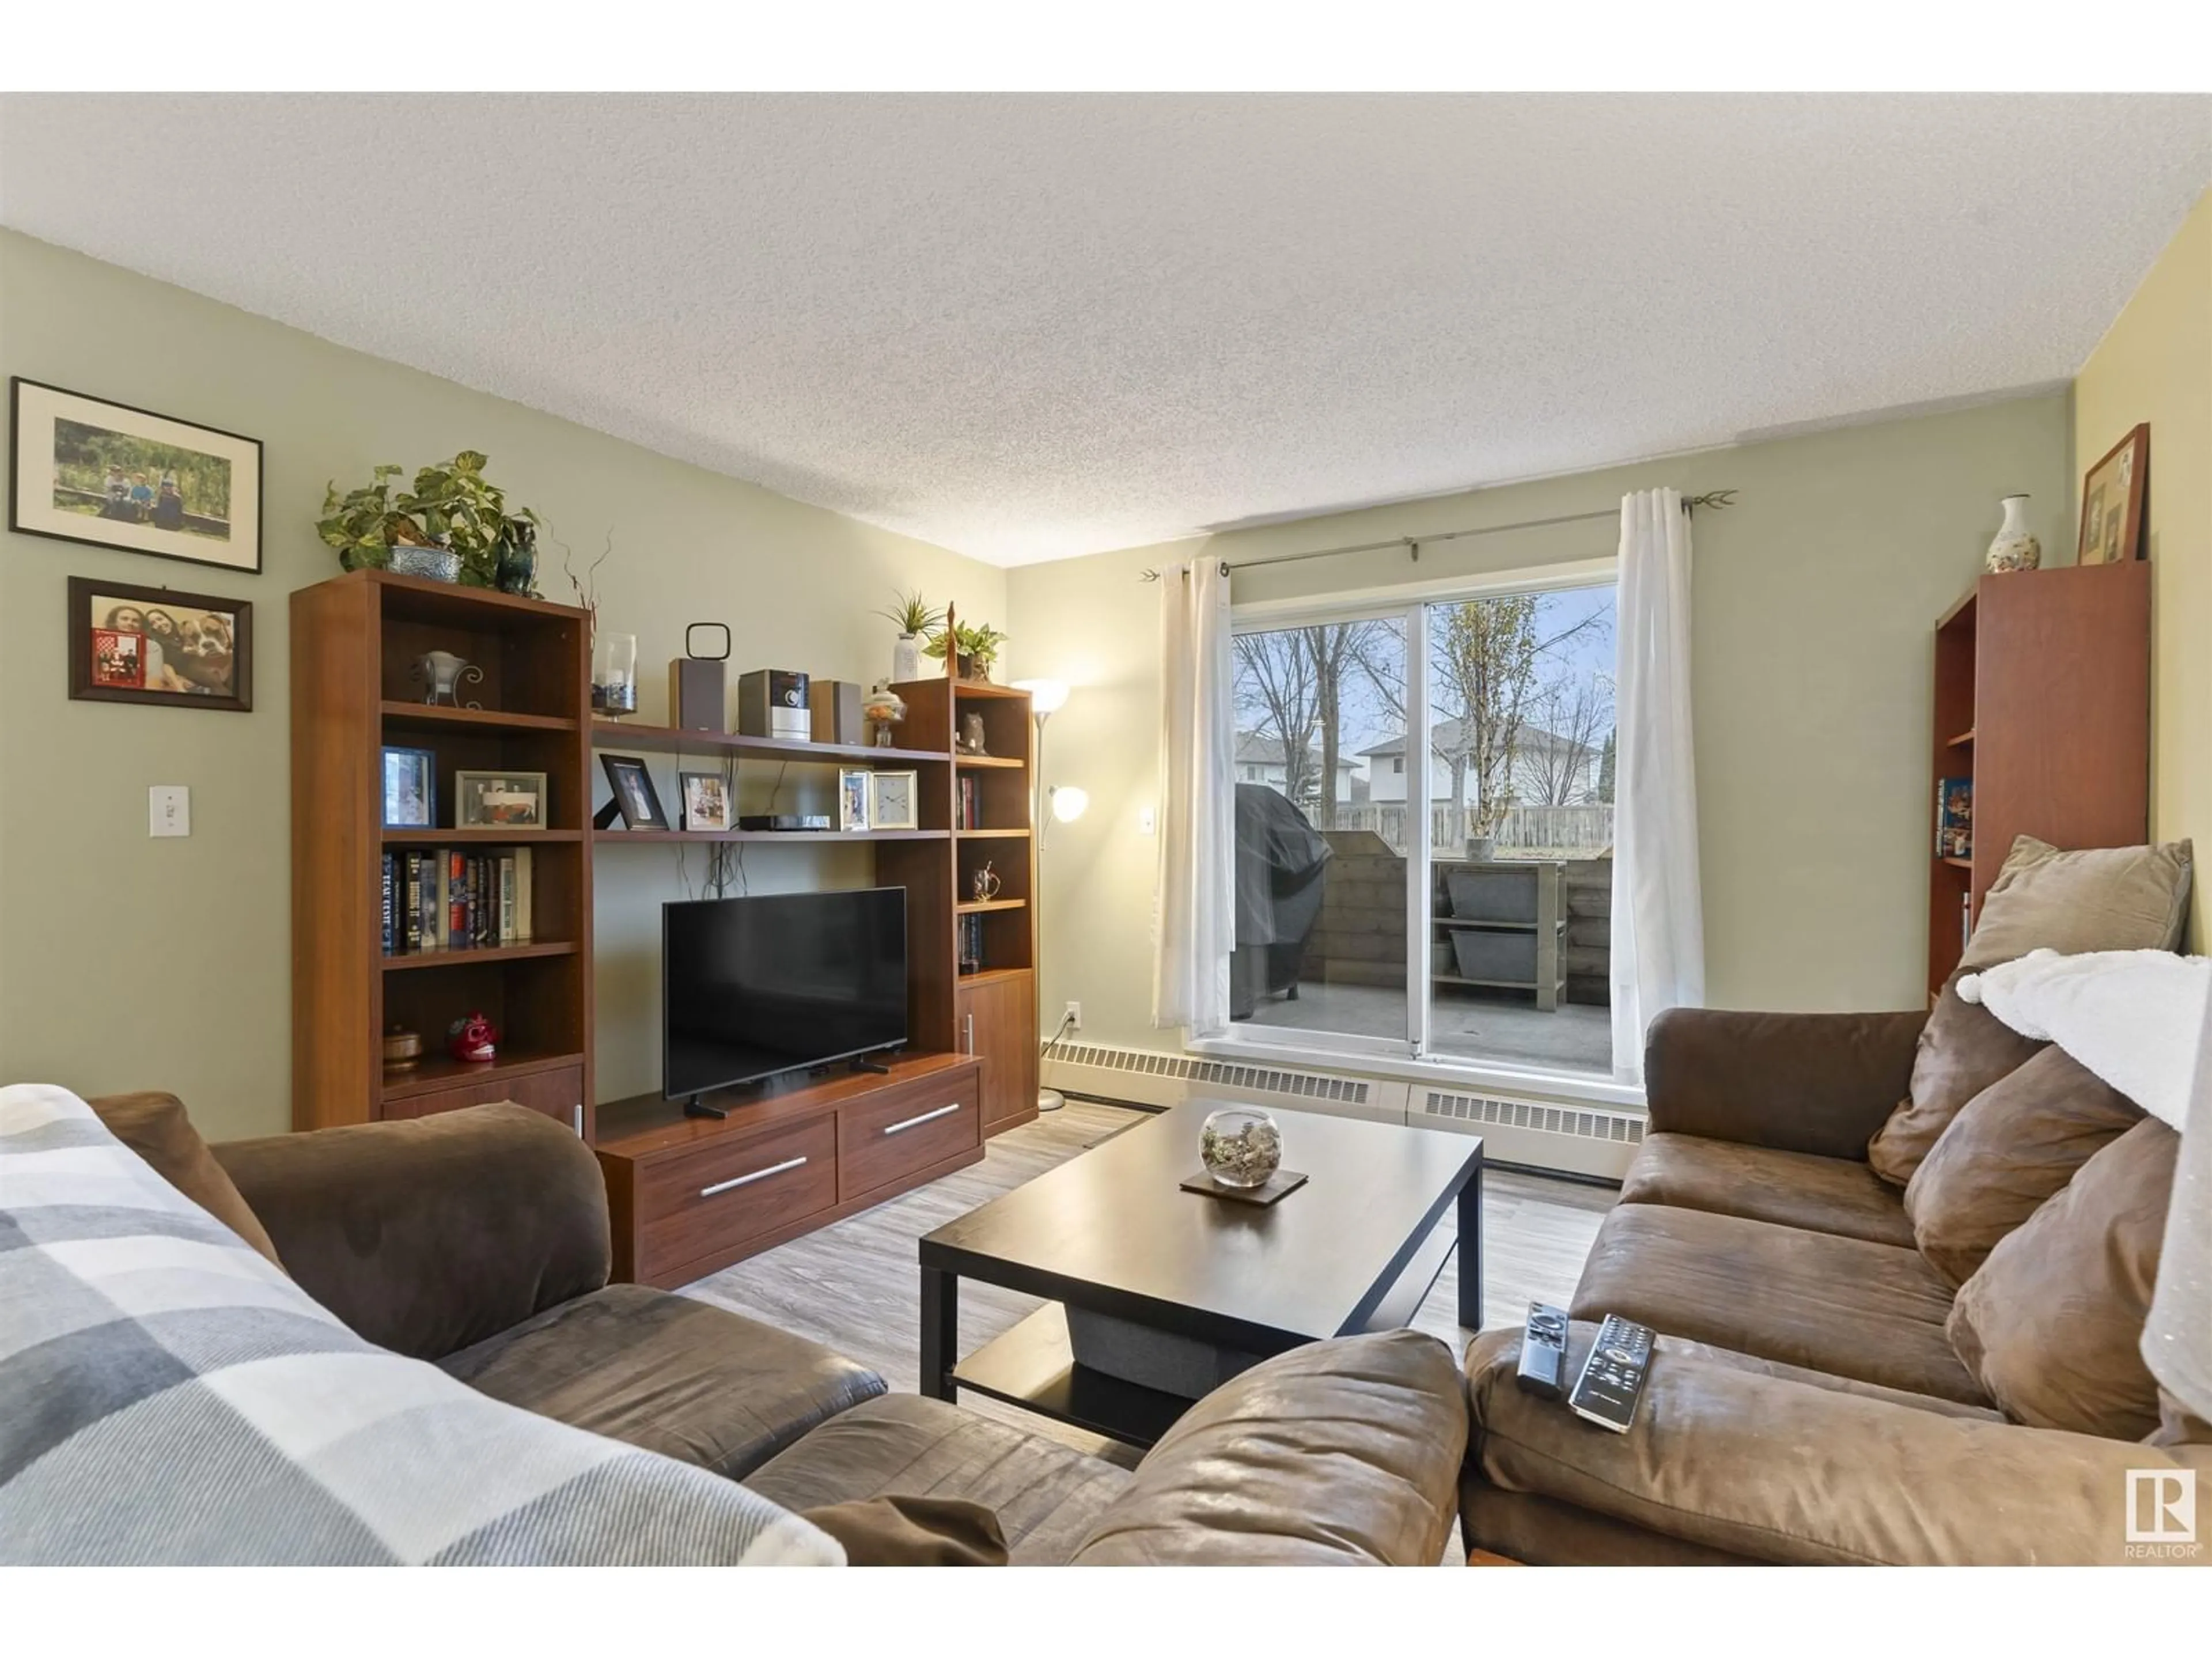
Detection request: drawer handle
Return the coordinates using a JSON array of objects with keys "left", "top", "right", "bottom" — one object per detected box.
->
[
  {"left": 882, "top": 1102, "right": 962, "bottom": 1137},
  {"left": 700, "top": 1156, "right": 808, "bottom": 1198}
]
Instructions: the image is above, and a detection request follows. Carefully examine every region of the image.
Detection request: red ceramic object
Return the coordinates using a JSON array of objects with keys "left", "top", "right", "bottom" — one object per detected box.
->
[{"left": 446, "top": 1011, "right": 498, "bottom": 1063}]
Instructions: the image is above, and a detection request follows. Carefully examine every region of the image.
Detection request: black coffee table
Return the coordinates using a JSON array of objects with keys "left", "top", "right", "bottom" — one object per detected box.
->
[{"left": 918, "top": 1099, "right": 1482, "bottom": 1447}]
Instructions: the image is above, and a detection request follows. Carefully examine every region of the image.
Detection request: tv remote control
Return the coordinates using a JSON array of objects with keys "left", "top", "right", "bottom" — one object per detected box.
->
[
  {"left": 1567, "top": 1313, "right": 1655, "bottom": 1433},
  {"left": 1514, "top": 1302, "right": 1571, "bottom": 1399}
]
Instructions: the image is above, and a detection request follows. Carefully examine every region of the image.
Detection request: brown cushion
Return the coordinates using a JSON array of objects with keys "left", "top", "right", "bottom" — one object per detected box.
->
[
  {"left": 1622, "top": 1132, "right": 1915, "bottom": 1247},
  {"left": 800, "top": 1496, "right": 1007, "bottom": 1566},
  {"left": 746, "top": 1394, "right": 1132, "bottom": 1566},
  {"left": 88, "top": 1090, "right": 283, "bottom": 1269},
  {"left": 1948, "top": 1116, "right": 2179, "bottom": 1440},
  {"left": 439, "top": 1282, "right": 885, "bottom": 1480},
  {"left": 1959, "top": 835, "right": 2193, "bottom": 974},
  {"left": 1868, "top": 983, "right": 2046, "bottom": 1187},
  {"left": 1571, "top": 1203, "right": 1985, "bottom": 1405},
  {"left": 1904, "top": 1047, "right": 2143, "bottom": 1285}
]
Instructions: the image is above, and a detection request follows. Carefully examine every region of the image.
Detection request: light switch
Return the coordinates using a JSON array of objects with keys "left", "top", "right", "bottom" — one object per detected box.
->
[{"left": 149, "top": 785, "right": 190, "bottom": 838}]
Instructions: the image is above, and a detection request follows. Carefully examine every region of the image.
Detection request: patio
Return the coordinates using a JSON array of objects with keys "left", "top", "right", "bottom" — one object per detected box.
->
[{"left": 1238, "top": 980, "right": 1614, "bottom": 1076}]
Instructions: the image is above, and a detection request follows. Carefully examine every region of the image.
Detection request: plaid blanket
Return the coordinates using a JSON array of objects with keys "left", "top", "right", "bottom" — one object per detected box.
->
[{"left": 0, "top": 1084, "right": 840, "bottom": 1565}]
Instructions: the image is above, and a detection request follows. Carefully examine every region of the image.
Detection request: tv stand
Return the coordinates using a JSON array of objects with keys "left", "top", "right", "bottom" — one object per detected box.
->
[
  {"left": 849, "top": 1055, "right": 892, "bottom": 1075},
  {"left": 593, "top": 1052, "right": 986, "bottom": 1286}
]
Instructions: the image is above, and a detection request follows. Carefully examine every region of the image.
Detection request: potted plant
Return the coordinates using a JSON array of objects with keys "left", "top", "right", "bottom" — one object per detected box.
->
[
  {"left": 926, "top": 620, "right": 1009, "bottom": 683},
  {"left": 319, "top": 451, "right": 541, "bottom": 589},
  {"left": 875, "top": 589, "right": 945, "bottom": 684}
]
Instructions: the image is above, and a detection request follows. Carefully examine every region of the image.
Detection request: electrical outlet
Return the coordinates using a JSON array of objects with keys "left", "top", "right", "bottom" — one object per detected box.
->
[
  {"left": 1063, "top": 1001, "right": 1082, "bottom": 1032},
  {"left": 1138, "top": 806, "right": 1156, "bottom": 835},
  {"left": 149, "top": 785, "right": 190, "bottom": 838}
]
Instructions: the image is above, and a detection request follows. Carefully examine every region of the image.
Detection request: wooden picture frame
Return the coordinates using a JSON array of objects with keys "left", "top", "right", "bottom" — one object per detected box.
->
[
  {"left": 68, "top": 575, "right": 252, "bottom": 712},
  {"left": 599, "top": 753, "right": 669, "bottom": 831},
  {"left": 12, "top": 378, "right": 264, "bottom": 574},
  {"left": 2076, "top": 423, "right": 2149, "bottom": 566},
  {"left": 679, "top": 770, "right": 732, "bottom": 832}
]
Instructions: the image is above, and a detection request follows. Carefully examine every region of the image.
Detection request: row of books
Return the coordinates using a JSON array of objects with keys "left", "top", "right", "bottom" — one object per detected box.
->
[
  {"left": 956, "top": 914, "right": 987, "bottom": 972},
  {"left": 1936, "top": 775, "right": 1974, "bottom": 860},
  {"left": 382, "top": 849, "right": 536, "bottom": 955},
  {"left": 956, "top": 774, "right": 983, "bottom": 831}
]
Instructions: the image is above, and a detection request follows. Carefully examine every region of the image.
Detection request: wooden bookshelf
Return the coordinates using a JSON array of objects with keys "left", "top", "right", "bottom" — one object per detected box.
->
[
  {"left": 292, "top": 571, "right": 594, "bottom": 1135},
  {"left": 1925, "top": 563, "right": 2150, "bottom": 997}
]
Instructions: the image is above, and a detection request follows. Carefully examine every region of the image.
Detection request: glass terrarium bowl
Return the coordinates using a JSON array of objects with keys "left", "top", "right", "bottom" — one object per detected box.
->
[{"left": 1199, "top": 1107, "right": 1282, "bottom": 1189}]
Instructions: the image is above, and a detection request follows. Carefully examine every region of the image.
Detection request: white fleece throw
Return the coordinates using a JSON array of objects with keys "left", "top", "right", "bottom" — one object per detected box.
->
[{"left": 1957, "top": 949, "right": 2206, "bottom": 1131}]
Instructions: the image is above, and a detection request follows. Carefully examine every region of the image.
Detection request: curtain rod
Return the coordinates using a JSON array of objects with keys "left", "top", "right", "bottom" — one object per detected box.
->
[{"left": 1138, "top": 489, "right": 1737, "bottom": 581}]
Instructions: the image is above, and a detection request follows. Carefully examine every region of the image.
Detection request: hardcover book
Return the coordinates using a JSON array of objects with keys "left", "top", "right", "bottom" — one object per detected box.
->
[{"left": 1936, "top": 777, "right": 1973, "bottom": 860}]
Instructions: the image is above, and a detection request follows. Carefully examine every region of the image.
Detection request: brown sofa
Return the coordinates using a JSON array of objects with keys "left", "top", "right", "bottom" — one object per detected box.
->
[
  {"left": 179, "top": 1099, "right": 1468, "bottom": 1565},
  {"left": 1459, "top": 1008, "right": 2211, "bottom": 1565}
]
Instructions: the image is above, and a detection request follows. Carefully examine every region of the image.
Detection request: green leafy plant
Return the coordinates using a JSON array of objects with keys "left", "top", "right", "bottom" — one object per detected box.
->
[
  {"left": 874, "top": 588, "right": 945, "bottom": 637},
  {"left": 925, "top": 620, "right": 1009, "bottom": 679},
  {"left": 318, "top": 451, "right": 541, "bottom": 588}
]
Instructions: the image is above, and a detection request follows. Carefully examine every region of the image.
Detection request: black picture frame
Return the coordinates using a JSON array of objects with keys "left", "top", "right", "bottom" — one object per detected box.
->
[
  {"left": 381, "top": 747, "right": 437, "bottom": 829},
  {"left": 12, "top": 378, "right": 265, "bottom": 574},
  {"left": 600, "top": 753, "right": 669, "bottom": 831},
  {"left": 69, "top": 575, "right": 253, "bottom": 713}
]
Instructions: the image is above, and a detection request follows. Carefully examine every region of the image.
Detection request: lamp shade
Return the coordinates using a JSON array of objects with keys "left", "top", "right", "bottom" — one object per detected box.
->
[
  {"left": 1012, "top": 678, "right": 1069, "bottom": 716},
  {"left": 1050, "top": 785, "right": 1089, "bottom": 823}
]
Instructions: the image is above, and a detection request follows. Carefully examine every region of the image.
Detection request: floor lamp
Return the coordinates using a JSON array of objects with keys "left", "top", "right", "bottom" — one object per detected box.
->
[{"left": 1012, "top": 679, "right": 1085, "bottom": 1112}]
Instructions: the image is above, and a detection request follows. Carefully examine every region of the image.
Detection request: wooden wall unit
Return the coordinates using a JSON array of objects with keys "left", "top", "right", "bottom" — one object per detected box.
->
[
  {"left": 291, "top": 571, "right": 593, "bottom": 1134},
  {"left": 1926, "top": 562, "right": 2151, "bottom": 997}
]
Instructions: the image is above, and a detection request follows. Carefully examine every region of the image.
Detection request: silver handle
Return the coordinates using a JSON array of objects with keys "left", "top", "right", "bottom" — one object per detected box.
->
[
  {"left": 700, "top": 1156, "right": 808, "bottom": 1198},
  {"left": 963, "top": 1013, "right": 975, "bottom": 1054},
  {"left": 882, "top": 1102, "right": 961, "bottom": 1137},
  {"left": 571, "top": 1104, "right": 584, "bottom": 1138}
]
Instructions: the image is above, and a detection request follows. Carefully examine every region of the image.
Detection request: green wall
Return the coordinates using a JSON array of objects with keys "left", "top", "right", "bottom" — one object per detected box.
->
[
  {"left": 0, "top": 231, "right": 1006, "bottom": 1140},
  {"left": 1006, "top": 393, "right": 2074, "bottom": 1061}
]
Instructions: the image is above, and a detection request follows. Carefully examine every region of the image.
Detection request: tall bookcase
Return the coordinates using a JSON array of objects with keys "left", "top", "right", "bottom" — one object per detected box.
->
[
  {"left": 293, "top": 567, "right": 1040, "bottom": 1144},
  {"left": 1926, "top": 561, "right": 2151, "bottom": 998},
  {"left": 291, "top": 571, "right": 594, "bottom": 1133}
]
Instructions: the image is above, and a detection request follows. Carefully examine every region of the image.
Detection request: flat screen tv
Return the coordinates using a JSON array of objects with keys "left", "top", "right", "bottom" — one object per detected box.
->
[{"left": 663, "top": 888, "right": 907, "bottom": 1109}]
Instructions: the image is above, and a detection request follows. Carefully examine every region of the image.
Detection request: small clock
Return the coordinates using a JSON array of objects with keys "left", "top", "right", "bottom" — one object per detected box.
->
[{"left": 868, "top": 768, "right": 919, "bottom": 831}]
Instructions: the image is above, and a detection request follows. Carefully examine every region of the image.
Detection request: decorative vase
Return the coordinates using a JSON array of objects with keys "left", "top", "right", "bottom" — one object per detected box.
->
[
  {"left": 891, "top": 632, "right": 924, "bottom": 685},
  {"left": 1200, "top": 1107, "right": 1282, "bottom": 1190},
  {"left": 1985, "top": 494, "right": 2041, "bottom": 574},
  {"left": 412, "top": 649, "right": 484, "bottom": 709},
  {"left": 592, "top": 631, "right": 639, "bottom": 718},
  {"left": 494, "top": 520, "right": 539, "bottom": 595},
  {"left": 389, "top": 542, "right": 462, "bottom": 583}
]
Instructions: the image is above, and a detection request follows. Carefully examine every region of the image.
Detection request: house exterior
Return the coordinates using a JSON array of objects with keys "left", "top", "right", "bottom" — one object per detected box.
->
[
  {"left": 1234, "top": 732, "right": 1363, "bottom": 805},
  {"left": 1358, "top": 718, "right": 1605, "bottom": 806}
]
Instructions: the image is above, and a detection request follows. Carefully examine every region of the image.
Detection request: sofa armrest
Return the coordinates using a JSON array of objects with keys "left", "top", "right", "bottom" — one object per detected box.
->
[
  {"left": 1643, "top": 1007, "right": 1926, "bottom": 1158},
  {"left": 1465, "top": 1324, "right": 2211, "bottom": 1565},
  {"left": 1068, "top": 1330, "right": 1467, "bottom": 1566},
  {"left": 211, "top": 1104, "right": 611, "bottom": 1362}
]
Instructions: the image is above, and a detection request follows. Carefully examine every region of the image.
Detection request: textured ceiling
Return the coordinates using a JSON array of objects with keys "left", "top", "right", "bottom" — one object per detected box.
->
[{"left": 3, "top": 93, "right": 2207, "bottom": 565}]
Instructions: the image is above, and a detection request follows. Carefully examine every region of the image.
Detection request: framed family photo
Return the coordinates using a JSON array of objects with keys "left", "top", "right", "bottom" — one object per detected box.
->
[
  {"left": 600, "top": 753, "right": 669, "bottom": 831},
  {"left": 456, "top": 770, "right": 548, "bottom": 828},
  {"left": 679, "top": 771, "right": 732, "bottom": 832},
  {"left": 2076, "top": 423, "right": 2149, "bottom": 567},
  {"left": 12, "top": 379, "right": 264, "bottom": 574},
  {"left": 69, "top": 575, "right": 252, "bottom": 713}
]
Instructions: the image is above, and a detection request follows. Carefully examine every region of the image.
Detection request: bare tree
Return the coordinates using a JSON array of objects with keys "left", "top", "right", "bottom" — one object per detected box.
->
[
  {"left": 1304, "top": 621, "right": 1387, "bottom": 830},
  {"left": 1233, "top": 630, "right": 1320, "bottom": 808},
  {"left": 1521, "top": 671, "right": 1615, "bottom": 806},
  {"left": 1429, "top": 597, "right": 1606, "bottom": 847}
]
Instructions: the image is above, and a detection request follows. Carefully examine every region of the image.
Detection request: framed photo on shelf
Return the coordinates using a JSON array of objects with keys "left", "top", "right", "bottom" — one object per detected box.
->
[
  {"left": 68, "top": 575, "right": 252, "bottom": 712},
  {"left": 838, "top": 767, "right": 872, "bottom": 831},
  {"left": 868, "top": 768, "right": 919, "bottom": 830},
  {"left": 679, "top": 771, "right": 732, "bottom": 832},
  {"left": 12, "top": 378, "right": 264, "bottom": 573},
  {"left": 455, "top": 769, "right": 548, "bottom": 828},
  {"left": 2077, "top": 423, "right": 2148, "bottom": 566},
  {"left": 382, "top": 746, "right": 437, "bottom": 829},
  {"left": 600, "top": 753, "right": 669, "bottom": 831}
]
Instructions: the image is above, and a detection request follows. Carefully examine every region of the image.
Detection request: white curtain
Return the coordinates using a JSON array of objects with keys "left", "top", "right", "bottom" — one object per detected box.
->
[
  {"left": 1152, "top": 557, "right": 1236, "bottom": 1036},
  {"left": 1611, "top": 488, "right": 1705, "bottom": 1081}
]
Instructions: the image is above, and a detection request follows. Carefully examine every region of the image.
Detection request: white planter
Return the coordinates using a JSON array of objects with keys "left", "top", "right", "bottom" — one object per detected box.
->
[
  {"left": 891, "top": 632, "right": 924, "bottom": 685},
  {"left": 1985, "top": 494, "right": 2041, "bottom": 574}
]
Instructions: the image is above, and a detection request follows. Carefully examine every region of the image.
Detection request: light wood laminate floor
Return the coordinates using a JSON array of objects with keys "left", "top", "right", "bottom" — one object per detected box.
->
[{"left": 682, "top": 1099, "right": 1614, "bottom": 1468}]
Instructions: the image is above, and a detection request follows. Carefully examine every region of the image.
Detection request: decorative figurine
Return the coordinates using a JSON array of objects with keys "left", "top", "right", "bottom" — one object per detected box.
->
[
  {"left": 972, "top": 862, "right": 1002, "bottom": 902},
  {"left": 494, "top": 517, "right": 539, "bottom": 595},
  {"left": 446, "top": 1011, "right": 499, "bottom": 1064},
  {"left": 957, "top": 711, "right": 989, "bottom": 756},
  {"left": 412, "top": 649, "right": 484, "bottom": 709}
]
